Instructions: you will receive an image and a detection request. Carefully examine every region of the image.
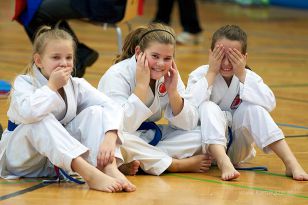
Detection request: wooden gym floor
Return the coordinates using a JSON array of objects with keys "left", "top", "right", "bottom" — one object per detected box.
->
[{"left": 0, "top": 0, "right": 308, "bottom": 204}]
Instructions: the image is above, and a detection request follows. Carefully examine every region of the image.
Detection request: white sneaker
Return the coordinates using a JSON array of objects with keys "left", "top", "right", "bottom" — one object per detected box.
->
[{"left": 176, "top": 32, "right": 203, "bottom": 45}]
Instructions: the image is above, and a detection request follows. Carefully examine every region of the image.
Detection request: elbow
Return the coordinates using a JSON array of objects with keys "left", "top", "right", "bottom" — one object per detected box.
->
[
  {"left": 266, "top": 96, "right": 276, "bottom": 112},
  {"left": 267, "top": 100, "right": 276, "bottom": 112}
]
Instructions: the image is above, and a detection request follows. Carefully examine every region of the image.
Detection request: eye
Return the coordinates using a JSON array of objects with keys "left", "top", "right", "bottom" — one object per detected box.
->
[
  {"left": 152, "top": 54, "right": 159, "bottom": 59},
  {"left": 164, "top": 57, "right": 172, "bottom": 62},
  {"left": 66, "top": 56, "right": 73, "bottom": 60},
  {"left": 52, "top": 56, "right": 60, "bottom": 60}
]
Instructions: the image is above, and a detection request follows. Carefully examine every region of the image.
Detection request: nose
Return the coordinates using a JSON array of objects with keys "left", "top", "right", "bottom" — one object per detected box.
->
[
  {"left": 222, "top": 56, "right": 230, "bottom": 66},
  {"left": 157, "top": 59, "right": 164, "bottom": 66},
  {"left": 59, "top": 58, "right": 68, "bottom": 67}
]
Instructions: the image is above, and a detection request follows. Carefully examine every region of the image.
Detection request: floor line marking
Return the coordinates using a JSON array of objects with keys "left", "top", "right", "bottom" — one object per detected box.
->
[
  {"left": 167, "top": 174, "right": 308, "bottom": 200},
  {"left": 0, "top": 182, "right": 50, "bottom": 201}
]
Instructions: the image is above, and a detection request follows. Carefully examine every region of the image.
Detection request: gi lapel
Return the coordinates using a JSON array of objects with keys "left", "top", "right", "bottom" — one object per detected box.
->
[{"left": 60, "top": 78, "right": 77, "bottom": 125}]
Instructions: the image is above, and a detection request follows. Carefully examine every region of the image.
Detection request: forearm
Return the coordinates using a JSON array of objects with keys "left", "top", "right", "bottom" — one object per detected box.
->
[
  {"left": 205, "top": 71, "right": 217, "bottom": 87},
  {"left": 168, "top": 91, "right": 184, "bottom": 116},
  {"left": 133, "top": 85, "right": 148, "bottom": 104},
  {"left": 104, "top": 130, "right": 118, "bottom": 145},
  {"left": 236, "top": 69, "right": 246, "bottom": 84}
]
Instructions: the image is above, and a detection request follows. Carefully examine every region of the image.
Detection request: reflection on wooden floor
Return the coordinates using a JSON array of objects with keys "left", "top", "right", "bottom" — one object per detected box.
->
[{"left": 1, "top": 0, "right": 308, "bottom": 204}]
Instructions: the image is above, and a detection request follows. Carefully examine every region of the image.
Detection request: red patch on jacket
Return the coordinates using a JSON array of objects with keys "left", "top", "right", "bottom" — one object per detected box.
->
[
  {"left": 158, "top": 82, "right": 167, "bottom": 97},
  {"left": 230, "top": 94, "right": 242, "bottom": 110}
]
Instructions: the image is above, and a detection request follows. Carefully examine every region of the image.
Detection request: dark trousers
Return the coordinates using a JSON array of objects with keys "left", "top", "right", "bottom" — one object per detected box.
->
[
  {"left": 154, "top": 0, "right": 202, "bottom": 34},
  {"left": 24, "top": 0, "right": 95, "bottom": 77},
  {"left": 25, "top": 0, "right": 82, "bottom": 42}
]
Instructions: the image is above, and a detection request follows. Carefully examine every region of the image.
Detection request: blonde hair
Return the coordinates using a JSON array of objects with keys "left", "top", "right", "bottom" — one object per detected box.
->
[
  {"left": 22, "top": 25, "right": 76, "bottom": 75},
  {"left": 9, "top": 25, "right": 76, "bottom": 99},
  {"left": 114, "top": 23, "right": 176, "bottom": 63}
]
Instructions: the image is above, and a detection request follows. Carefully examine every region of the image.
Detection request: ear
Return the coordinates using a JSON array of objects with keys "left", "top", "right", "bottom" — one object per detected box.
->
[
  {"left": 33, "top": 53, "right": 43, "bottom": 68},
  {"left": 135, "top": 46, "right": 141, "bottom": 57}
]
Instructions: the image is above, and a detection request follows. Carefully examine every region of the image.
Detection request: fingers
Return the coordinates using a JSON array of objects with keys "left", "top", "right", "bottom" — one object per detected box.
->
[
  {"left": 140, "top": 52, "right": 145, "bottom": 66},
  {"left": 167, "top": 66, "right": 175, "bottom": 78},
  {"left": 227, "top": 48, "right": 245, "bottom": 64},
  {"left": 97, "top": 151, "right": 115, "bottom": 167},
  {"left": 52, "top": 66, "right": 71, "bottom": 78},
  {"left": 136, "top": 52, "right": 150, "bottom": 73},
  {"left": 55, "top": 66, "right": 72, "bottom": 72},
  {"left": 137, "top": 52, "right": 146, "bottom": 66},
  {"left": 226, "top": 48, "right": 237, "bottom": 64},
  {"left": 48, "top": 66, "right": 71, "bottom": 90},
  {"left": 164, "top": 65, "right": 177, "bottom": 85},
  {"left": 103, "top": 152, "right": 110, "bottom": 166},
  {"left": 144, "top": 57, "right": 149, "bottom": 70},
  {"left": 209, "top": 45, "right": 224, "bottom": 72},
  {"left": 212, "top": 44, "right": 225, "bottom": 60},
  {"left": 171, "top": 60, "right": 178, "bottom": 71}
]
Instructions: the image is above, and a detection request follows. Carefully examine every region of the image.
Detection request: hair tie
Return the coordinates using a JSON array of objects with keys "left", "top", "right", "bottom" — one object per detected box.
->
[{"left": 139, "top": 29, "right": 175, "bottom": 42}]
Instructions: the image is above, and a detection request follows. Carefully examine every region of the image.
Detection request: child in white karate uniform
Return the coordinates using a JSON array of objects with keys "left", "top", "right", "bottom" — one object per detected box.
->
[
  {"left": 0, "top": 26, "right": 135, "bottom": 192},
  {"left": 98, "top": 23, "right": 211, "bottom": 176},
  {"left": 186, "top": 24, "right": 308, "bottom": 181}
]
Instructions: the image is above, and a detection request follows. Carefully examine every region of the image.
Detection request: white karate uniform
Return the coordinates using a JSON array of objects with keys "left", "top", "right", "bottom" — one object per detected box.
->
[
  {"left": 0, "top": 65, "right": 124, "bottom": 179},
  {"left": 186, "top": 65, "right": 284, "bottom": 164},
  {"left": 98, "top": 56, "right": 202, "bottom": 175}
]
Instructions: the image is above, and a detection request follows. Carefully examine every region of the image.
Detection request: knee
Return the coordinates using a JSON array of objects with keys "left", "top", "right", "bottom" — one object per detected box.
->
[
  {"left": 234, "top": 102, "right": 267, "bottom": 122},
  {"left": 199, "top": 101, "right": 222, "bottom": 116},
  {"left": 79, "top": 105, "right": 103, "bottom": 117},
  {"left": 26, "top": 114, "right": 57, "bottom": 129},
  {"left": 246, "top": 103, "right": 266, "bottom": 114}
]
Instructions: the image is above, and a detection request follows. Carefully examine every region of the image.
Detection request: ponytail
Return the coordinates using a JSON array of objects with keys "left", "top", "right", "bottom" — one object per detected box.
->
[
  {"left": 114, "top": 27, "right": 146, "bottom": 63},
  {"left": 114, "top": 23, "right": 176, "bottom": 64}
]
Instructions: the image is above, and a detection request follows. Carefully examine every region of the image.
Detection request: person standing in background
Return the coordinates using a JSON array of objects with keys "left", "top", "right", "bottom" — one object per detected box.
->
[
  {"left": 12, "top": 0, "right": 127, "bottom": 77},
  {"left": 153, "top": 0, "right": 203, "bottom": 45}
]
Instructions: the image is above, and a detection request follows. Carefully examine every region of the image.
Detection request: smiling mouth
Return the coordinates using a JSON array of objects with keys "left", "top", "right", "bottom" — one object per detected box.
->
[
  {"left": 221, "top": 68, "right": 232, "bottom": 71},
  {"left": 151, "top": 68, "right": 164, "bottom": 72}
]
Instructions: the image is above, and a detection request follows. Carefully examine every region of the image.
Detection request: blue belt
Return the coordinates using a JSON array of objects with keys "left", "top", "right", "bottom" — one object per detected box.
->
[
  {"left": 137, "top": 121, "right": 162, "bottom": 146},
  {"left": 43, "top": 166, "right": 85, "bottom": 184},
  {"left": 226, "top": 126, "right": 268, "bottom": 171},
  {"left": 8, "top": 120, "right": 19, "bottom": 131}
]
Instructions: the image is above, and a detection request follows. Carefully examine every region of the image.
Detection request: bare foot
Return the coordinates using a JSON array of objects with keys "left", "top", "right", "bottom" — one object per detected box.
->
[
  {"left": 71, "top": 156, "right": 123, "bottom": 193},
  {"left": 168, "top": 154, "right": 212, "bottom": 173},
  {"left": 217, "top": 157, "right": 240, "bottom": 181},
  {"left": 86, "top": 168, "right": 124, "bottom": 193},
  {"left": 286, "top": 162, "right": 308, "bottom": 181},
  {"left": 104, "top": 162, "right": 136, "bottom": 192},
  {"left": 119, "top": 160, "right": 140, "bottom": 176}
]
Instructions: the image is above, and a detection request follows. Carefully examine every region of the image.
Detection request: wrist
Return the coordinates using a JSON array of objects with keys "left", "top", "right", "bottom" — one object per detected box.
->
[
  {"left": 47, "top": 83, "right": 57, "bottom": 91},
  {"left": 134, "top": 85, "right": 148, "bottom": 103},
  {"left": 105, "top": 130, "right": 118, "bottom": 142},
  {"left": 236, "top": 69, "right": 246, "bottom": 83},
  {"left": 206, "top": 70, "right": 217, "bottom": 78},
  {"left": 135, "top": 84, "right": 148, "bottom": 92},
  {"left": 205, "top": 71, "right": 217, "bottom": 86},
  {"left": 168, "top": 89, "right": 179, "bottom": 99}
]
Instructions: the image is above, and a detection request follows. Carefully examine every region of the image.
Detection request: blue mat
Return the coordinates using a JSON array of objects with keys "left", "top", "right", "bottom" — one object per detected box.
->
[
  {"left": 0, "top": 80, "right": 11, "bottom": 97},
  {"left": 271, "top": 0, "right": 308, "bottom": 9}
]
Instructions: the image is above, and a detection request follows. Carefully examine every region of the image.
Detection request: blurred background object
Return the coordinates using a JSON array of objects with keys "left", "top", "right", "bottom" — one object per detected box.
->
[{"left": 0, "top": 80, "right": 11, "bottom": 98}]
